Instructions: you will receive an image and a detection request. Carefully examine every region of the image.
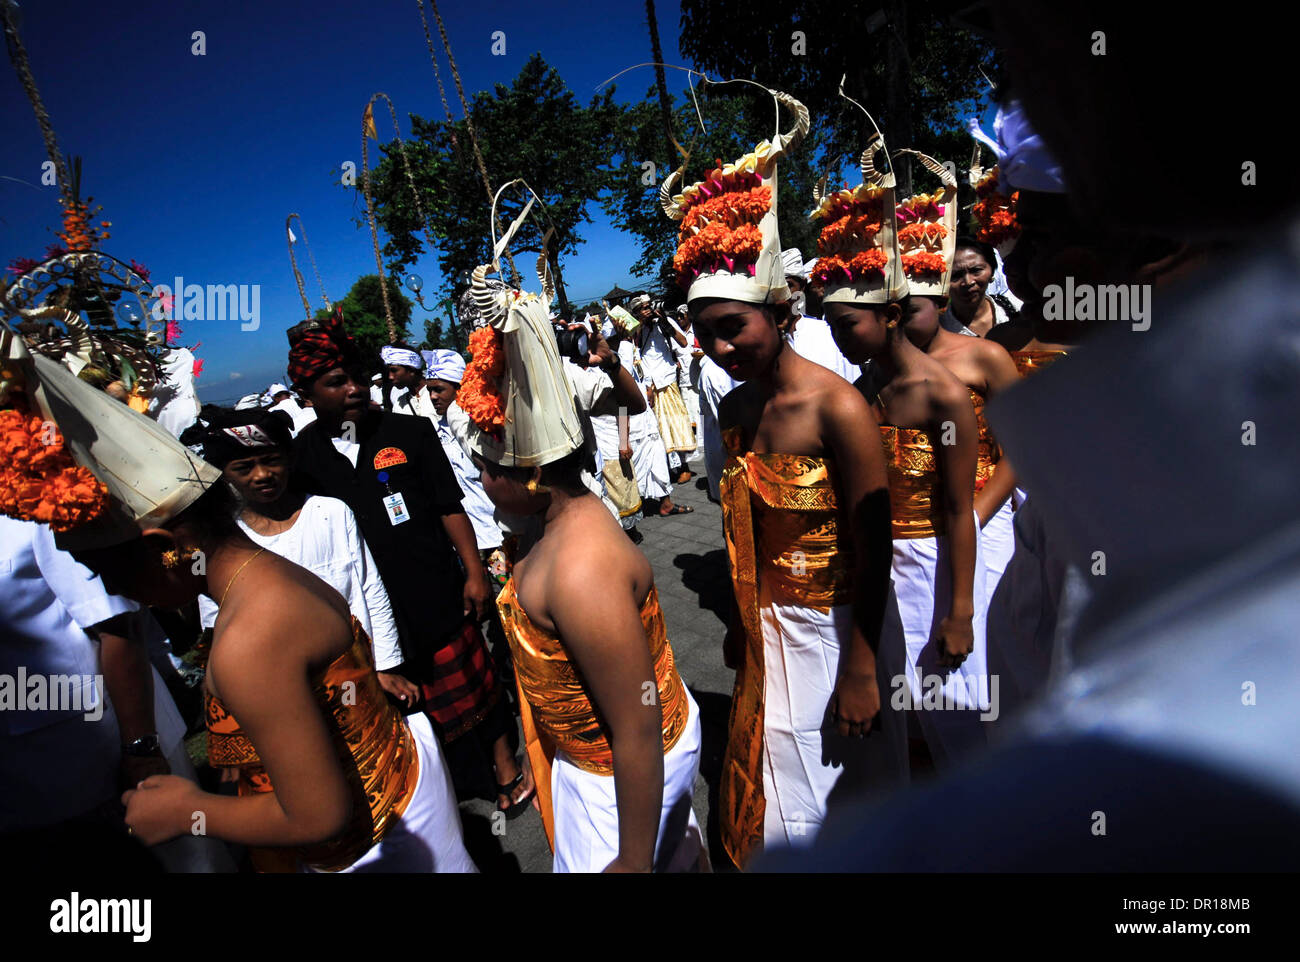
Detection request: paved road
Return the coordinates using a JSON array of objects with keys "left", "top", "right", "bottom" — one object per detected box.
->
[{"left": 458, "top": 453, "right": 738, "bottom": 873}]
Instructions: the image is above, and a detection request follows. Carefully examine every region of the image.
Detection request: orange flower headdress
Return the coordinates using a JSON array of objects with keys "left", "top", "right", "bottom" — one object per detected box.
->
[
  {"left": 968, "top": 143, "right": 1021, "bottom": 255},
  {"left": 811, "top": 79, "right": 907, "bottom": 305},
  {"left": 661, "top": 79, "right": 809, "bottom": 306},
  {"left": 892, "top": 148, "right": 958, "bottom": 298}
]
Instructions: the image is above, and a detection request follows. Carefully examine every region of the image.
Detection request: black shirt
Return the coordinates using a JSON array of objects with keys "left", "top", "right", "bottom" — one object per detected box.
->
[{"left": 292, "top": 409, "right": 467, "bottom": 655}]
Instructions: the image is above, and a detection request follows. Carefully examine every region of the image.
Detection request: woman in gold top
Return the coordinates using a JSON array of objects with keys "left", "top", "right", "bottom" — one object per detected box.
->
[
  {"left": 0, "top": 299, "right": 473, "bottom": 872},
  {"left": 75, "top": 480, "right": 476, "bottom": 872},
  {"left": 456, "top": 187, "right": 703, "bottom": 873}
]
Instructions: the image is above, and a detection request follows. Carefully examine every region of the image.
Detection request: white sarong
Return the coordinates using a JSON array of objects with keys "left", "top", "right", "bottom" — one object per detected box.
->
[
  {"left": 335, "top": 712, "right": 477, "bottom": 873},
  {"left": 982, "top": 499, "right": 1016, "bottom": 597},
  {"left": 882, "top": 513, "right": 992, "bottom": 767},
  {"left": 759, "top": 586, "right": 908, "bottom": 852},
  {"left": 552, "top": 689, "right": 704, "bottom": 873}
]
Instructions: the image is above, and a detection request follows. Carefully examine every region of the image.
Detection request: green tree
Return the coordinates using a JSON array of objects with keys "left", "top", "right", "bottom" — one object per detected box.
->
[
  {"left": 363, "top": 54, "right": 621, "bottom": 312},
  {"left": 679, "top": 0, "right": 995, "bottom": 201},
  {"left": 315, "top": 274, "right": 412, "bottom": 368}
]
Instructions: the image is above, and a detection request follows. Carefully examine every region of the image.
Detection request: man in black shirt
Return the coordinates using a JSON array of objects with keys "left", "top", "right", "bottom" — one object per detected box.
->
[{"left": 285, "top": 317, "right": 535, "bottom": 816}]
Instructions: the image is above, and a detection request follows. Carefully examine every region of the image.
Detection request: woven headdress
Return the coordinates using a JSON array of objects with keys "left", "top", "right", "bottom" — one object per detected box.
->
[
  {"left": 892, "top": 149, "right": 958, "bottom": 298},
  {"left": 662, "top": 81, "right": 809, "bottom": 306},
  {"left": 457, "top": 180, "right": 585, "bottom": 468},
  {"left": 810, "top": 82, "right": 907, "bottom": 305}
]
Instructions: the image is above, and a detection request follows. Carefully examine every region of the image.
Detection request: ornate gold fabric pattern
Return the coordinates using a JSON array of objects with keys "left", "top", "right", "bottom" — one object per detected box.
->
[
  {"left": 880, "top": 424, "right": 945, "bottom": 539},
  {"left": 1011, "top": 349, "right": 1068, "bottom": 377},
  {"left": 969, "top": 389, "right": 999, "bottom": 493},
  {"left": 717, "top": 426, "right": 855, "bottom": 869},
  {"left": 495, "top": 581, "right": 690, "bottom": 776},
  {"left": 204, "top": 616, "right": 419, "bottom": 873}
]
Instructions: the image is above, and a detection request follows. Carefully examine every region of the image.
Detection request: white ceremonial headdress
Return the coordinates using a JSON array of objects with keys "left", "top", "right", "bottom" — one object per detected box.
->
[
  {"left": 458, "top": 180, "right": 585, "bottom": 469},
  {"left": 266, "top": 382, "right": 289, "bottom": 396},
  {"left": 891, "top": 149, "right": 958, "bottom": 298},
  {"left": 235, "top": 393, "right": 264, "bottom": 410},
  {"left": 380, "top": 345, "right": 423, "bottom": 370},
  {"left": 662, "top": 83, "right": 809, "bottom": 306},
  {"left": 1, "top": 319, "right": 221, "bottom": 549}
]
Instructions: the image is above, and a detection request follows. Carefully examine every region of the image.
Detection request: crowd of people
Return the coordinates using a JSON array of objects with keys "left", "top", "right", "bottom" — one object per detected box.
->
[{"left": 4, "top": 4, "right": 1295, "bottom": 877}]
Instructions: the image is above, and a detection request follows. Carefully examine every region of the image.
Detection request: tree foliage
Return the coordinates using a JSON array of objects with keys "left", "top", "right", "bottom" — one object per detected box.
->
[
  {"left": 315, "top": 274, "right": 412, "bottom": 368},
  {"left": 363, "top": 54, "right": 621, "bottom": 310},
  {"left": 678, "top": 0, "right": 995, "bottom": 210}
]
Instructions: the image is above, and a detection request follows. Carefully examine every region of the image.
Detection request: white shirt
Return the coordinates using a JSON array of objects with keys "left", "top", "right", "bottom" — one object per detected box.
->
[
  {"left": 697, "top": 357, "right": 740, "bottom": 501},
  {"left": 370, "top": 383, "right": 437, "bottom": 419},
  {"left": 788, "top": 314, "right": 861, "bottom": 383},
  {"left": 330, "top": 435, "right": 361, "bottom": 468},
  {"left": 433, "top": 405, "right": 503, "bottom": 550},
  {"left": 0, "top": 517, "right": 133, "bottom": 828},
  {"left": 636, "top": 322, "right": 680, "bottom": 391},
  {"left": 269, "top": 396, "right": 318, "bottom": 435},
  {"left": 197, "top": 496, "right": 404, "bottom": 670}
]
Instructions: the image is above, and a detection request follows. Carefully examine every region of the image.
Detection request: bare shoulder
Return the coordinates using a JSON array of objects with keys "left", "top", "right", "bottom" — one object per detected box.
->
[
  {"left": 210, "top": 557, "right": 351, "bottom": 691},
  {"left": 548, "top": 498, "right": 651, "bottom": 603},
  {"left": 818, "top": 367, "right": 877, "bottom": 428}
]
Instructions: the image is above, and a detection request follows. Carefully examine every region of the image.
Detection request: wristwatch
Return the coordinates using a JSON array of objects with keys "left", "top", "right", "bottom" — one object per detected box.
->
[{"left": 123, "top": 733, "right": 162, "bottom": 757}]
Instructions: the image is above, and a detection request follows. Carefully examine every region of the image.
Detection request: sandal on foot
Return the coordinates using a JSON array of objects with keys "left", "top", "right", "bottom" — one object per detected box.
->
[
  {"left": 496, "top": 771, "right": 535, "bottom": 820},
  {"left": 659, "top": 504, "right": 694, "bottom": 516}
]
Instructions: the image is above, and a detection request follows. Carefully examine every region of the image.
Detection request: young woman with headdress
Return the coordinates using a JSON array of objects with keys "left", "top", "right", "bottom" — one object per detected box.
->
[
  {"left": 460, "top": 182, "right": 705, "bottom": 872},
  {"left": 665, "top": 80, "right": 904, "bottom": 870},
  {"left": 892, "top": 150, "right": 1023, "bottom": 599},
  {"left": 0, "top": 324, "right": 475, "bottom": 872},
  {"left": 815, "top": 95, "right": 989, "bottom": 771}
]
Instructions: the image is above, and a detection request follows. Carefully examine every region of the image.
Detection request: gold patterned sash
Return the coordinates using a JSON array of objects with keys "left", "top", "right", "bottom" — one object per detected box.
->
[
  {"left": 717, "top": 427, "right": 854, "bottom": 869},
  {"left": 879, "top": 424, "right": 945, "bottom": 539},
  {"left": 970, "top": 389, "right": 999, "bottom": 493},
  {"left": 205, "top": 617, "right": 419, "bottom": 872},
  {"left": 495, "top": 579, "right": 691, "bottom": 853}
]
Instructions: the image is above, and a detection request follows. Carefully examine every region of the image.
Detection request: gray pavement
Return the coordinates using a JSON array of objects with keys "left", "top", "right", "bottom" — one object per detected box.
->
[{"left": 458, "top": 453, "right": 737, "bottom": 872}]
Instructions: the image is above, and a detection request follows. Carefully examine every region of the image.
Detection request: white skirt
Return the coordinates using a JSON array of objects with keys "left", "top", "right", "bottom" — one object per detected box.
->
[
  {"left": 552, "top": 689, "right": 704, "bottom": 873},
  {"left": 982, "top": 499, "right": 1016, "bottom": 597},
  {"left": 882, "top": 513, "right": 992, "bottom": 766},
  {"left": 759, "top": 587, "right": 908, "bottom": 852},
  {"left": 333, "top": 712, "right": 477, "bottom": 873}
]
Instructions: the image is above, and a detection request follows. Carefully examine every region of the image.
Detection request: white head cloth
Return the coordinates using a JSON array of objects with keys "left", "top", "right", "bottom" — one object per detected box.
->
[
  {"left": 781, "top": 248, "right": 806, "bottom": 280},
  {"left": 380, "top": 346, "right": 423, "bottom": 370},
  {"left": 997, "top": 100, "right": 1067, "bottom": 194},
  {"left": 427, "top": 349, "right": 467, "bottom": 384}
]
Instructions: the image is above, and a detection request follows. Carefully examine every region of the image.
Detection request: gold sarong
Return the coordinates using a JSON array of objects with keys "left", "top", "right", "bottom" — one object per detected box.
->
[
  {"left": 654, "top": 381, "right": 696, "bottom": 454},
  {"left": 601, "top": 456, "right": 643, "bottom": 519},
  {"left": 717, "top": 427, "right": 854, "bottom": 869}
]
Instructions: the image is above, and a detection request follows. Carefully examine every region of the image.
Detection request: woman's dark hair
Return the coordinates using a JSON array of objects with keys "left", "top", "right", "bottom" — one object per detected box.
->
[
  {"left": 954, "top": 236, "right": 998, "bottom": 271},
  {"left": 167, "top": 480, "right": 241, "bottom": 545}
]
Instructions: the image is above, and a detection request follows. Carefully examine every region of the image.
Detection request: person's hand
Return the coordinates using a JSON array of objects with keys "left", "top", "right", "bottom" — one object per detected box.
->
[
  {"left": 581, "top": 323, "right": 616, "bottom": 370},
  {"left": 463, "top": 568, "right": 491, "bottom": 622},
  {"left": 936, "top": 613, "right": 975, "bottom": 668},
  {"left": 377, "top": 670, "right": 422, "bottom": 708},
  {"left": 122, "top": 774, "right": 203, "bottom": 846},
  {"left": 645, "top": 384, "right": 656, "bottom": 408},
  {"left": 602, "top": 854, "right": 652, "bottom": 873},
  {"left": 618, "top": 444, "right": 633, "bottom": 463},
  {"left": 119, "top": 752, "right": 170, "bottom": 793},
  {"left": 828, "top": 667, "right": 880, "bottom": 738}
]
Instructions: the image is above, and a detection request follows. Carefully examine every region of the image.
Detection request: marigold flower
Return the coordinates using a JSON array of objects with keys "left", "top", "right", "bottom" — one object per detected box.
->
[{"left": 0, "top": 404, "right": 108, "bottom": 531}]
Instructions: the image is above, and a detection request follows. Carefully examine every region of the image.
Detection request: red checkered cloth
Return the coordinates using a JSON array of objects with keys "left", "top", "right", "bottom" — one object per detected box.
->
[
  {"left": 287, "top": 309, "right": 360, "bottom": 390},
  {"left": 417, "top": 620, "right": 503, "bottom": 743}
]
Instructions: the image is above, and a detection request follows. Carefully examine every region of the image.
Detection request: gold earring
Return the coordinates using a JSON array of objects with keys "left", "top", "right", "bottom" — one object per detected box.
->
[
  {"left": 160, "top": 549, "right": 180, "bottom": 569},
  {"left": 526, "top": 478, "right": 550, "bottom": 495}
]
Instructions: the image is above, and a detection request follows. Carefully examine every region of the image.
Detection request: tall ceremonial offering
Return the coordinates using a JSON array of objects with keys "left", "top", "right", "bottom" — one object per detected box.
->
[
  {"left": 660, "top": 79, "right": 809, "bottom": 306},
  {"left": 811, "top": 81, "right": 907, "bottom": 305},
  {"left": 457, "top": 180, "right": 584, "bottom": 469},
  {"left": 968, "top": 144, "right": 1021, "bottom": 258},
  {"left": 1, "top": 254, "right": 220, "bottom": 549},
  {"left": 892, "top": 148, "right": 958, "bottom": 297}
]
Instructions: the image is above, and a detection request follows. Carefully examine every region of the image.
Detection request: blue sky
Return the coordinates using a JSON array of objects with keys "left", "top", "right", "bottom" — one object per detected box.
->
[{"left": 2, "top": 0, "right": 994, "bottom": 404}]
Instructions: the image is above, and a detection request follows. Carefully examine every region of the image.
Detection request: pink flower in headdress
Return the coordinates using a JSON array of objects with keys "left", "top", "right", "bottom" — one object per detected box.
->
[
  {"left": 165, "top": 321, "right": 183, "bottom": 345},
  {"left": 130, "top": 260, "right": 152, "bottom": 282},
  {"left": 191, "top": 357, "right": 204, "bottom": 379},
  {"left": 153, "top": 286, "right": 175, "bottom": 317},
  {"left": 6, "top": 257, "right": 40, "bottom": 277}
]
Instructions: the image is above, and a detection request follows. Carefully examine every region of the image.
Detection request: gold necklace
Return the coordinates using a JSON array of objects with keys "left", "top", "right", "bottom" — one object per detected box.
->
[{"left": 219, "top": 547, "right": 266, "bottom": 605}]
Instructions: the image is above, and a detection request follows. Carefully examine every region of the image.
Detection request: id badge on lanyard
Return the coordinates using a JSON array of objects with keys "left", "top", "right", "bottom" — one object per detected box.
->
[{"left": 377, "top": 471, "right": 409, "bottom": 526}]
